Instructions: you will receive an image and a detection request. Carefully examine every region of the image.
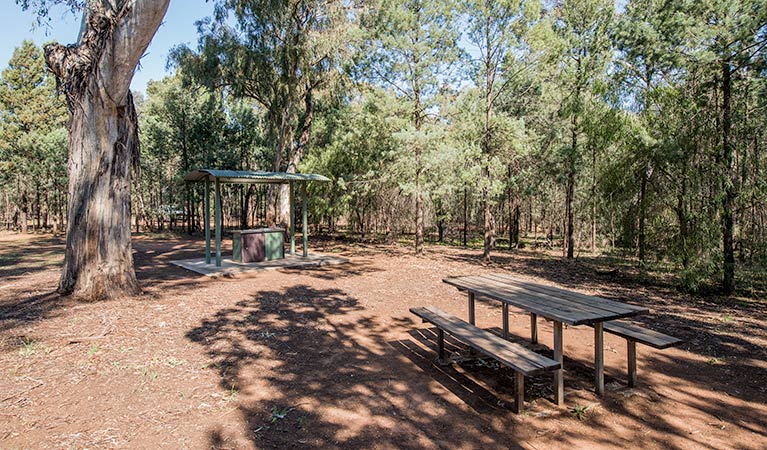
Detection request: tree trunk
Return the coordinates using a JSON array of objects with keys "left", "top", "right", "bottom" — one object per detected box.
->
[
  {"left": 566, "top": 122, "right": 577, "bottom": 259},
  {"left": 35, "top": 184, "right": 41, "bottom": 230},
  {"left": 482, "top": 168, "right": 493, "bottom": 260},
  {"left": 266, "top": 105, "right": 290, "bottom": 227},
  {"left": 591, "top": 144, "right": 597, "bottom": 253},
  {"left": 414, "top": 90, "right": 424, "bottom": 255},
  {"left": 19, "top": 184, "right": 28, "bottom": 234},
  {"left": 463, "top": 186, "right": 468, "bottom": 246},
  {"left": 511, "top": 202, "right": 520, "bottom": 248},
  {"left": 241, "top": 185, "right": 254, "bottom": 229},
  {"left": 288, "top": 83, "right": 314, "bottom": 173},
  {"left": 45, "top": 0, "right": 169, "bottom": 300},
  {"left": 721, "top": 61, "right": 735, "bottom": 294},
  {"left": 482, "top": 24, "right": 495, "bottom": 262},
  {"left": 638, "top": 164, "right": 648, "bottom": 262}
]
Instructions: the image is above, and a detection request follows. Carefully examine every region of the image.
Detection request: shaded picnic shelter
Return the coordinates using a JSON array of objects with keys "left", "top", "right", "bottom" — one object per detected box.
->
[{"left": 182, "top": 169, "right": 331, "bottom": 269}]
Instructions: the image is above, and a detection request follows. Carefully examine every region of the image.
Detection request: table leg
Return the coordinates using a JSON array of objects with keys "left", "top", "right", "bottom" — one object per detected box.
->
[
  {"left": 627, "top": 340, "right": 637, "bottom": 388},
  {"left": 514, "top": 372, "right": 525, "bottom": 414},
  {"left": 595, "top": 322, "right": 605, "bottom": 396},
  {"left": 553, "top": 321, "right": 564, "bottom": 406},
  {"left": 530, "top": 313, "right": 538, "bottom": 344},
  {"left": 437, "top": 328, "right": 445, "bottom": 363},
  {"left": 468, "top": 292, "right": 476, "bottom": 325},
  {"left": 467, "top": 292, "right": 476, "bottom": 356},
  {"left": 502, "top": 303, "right": 509, "bottom": 339}
]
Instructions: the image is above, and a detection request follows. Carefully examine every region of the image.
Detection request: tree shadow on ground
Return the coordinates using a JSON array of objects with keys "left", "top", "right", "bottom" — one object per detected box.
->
[
  {"left": 392, "top": 326, "right": 560, "bottom": 413},
  {"left": 133, "top": 236, "right": 208, "bottom": 289},
  {"left": 0, "top": 235, "right": 64, "bottom": 282},
  {"left": 0, "top": 234, "right": 208, "bottom": 338},
  {"left": 0, "top": 235, "right": 70, "bottom": 338},
  {"left": 186, "top": 283, "right": 765, "bottom": 449},
  {"left": 404, "top": 318, "right": 766, "bottom": 450},
  {"left": 280, "top": 258, "right": 383, "bottom": 281},
  {"left": 186, "top": 285, "right": 530, "bottom": 449},
  {"left": 0, "top": 291, "right": 68, "bottom": 336}
]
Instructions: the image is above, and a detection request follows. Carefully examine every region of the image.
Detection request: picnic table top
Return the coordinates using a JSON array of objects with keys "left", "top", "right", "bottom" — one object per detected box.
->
[{"left": 443, "top": 273, "right": 649, "bottom": 326}]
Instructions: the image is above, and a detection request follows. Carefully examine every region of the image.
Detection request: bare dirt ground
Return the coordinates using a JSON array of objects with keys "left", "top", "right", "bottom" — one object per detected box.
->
[{"left": 1, "top": 232, "right": 765, "bottom": 450}]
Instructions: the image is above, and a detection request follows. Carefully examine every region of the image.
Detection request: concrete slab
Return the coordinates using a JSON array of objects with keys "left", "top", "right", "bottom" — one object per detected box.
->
[{"left": 171, "top": 253, "right": 350, "bottom": 277}]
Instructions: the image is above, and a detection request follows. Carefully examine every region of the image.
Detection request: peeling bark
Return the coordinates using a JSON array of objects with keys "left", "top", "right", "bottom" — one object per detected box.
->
[{"left": 45, "top": 0, "right": 169, "bottom": 300}]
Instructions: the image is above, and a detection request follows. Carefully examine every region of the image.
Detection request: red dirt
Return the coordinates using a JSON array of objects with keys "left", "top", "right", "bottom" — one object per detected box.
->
[{"left": 1, "top": 232, "right": 765, "bottom": 449}]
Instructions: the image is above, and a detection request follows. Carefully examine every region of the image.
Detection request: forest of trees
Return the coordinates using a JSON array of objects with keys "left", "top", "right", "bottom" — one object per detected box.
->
[{"left": 1, "top": 0, "right": 766, "bottom": 295}]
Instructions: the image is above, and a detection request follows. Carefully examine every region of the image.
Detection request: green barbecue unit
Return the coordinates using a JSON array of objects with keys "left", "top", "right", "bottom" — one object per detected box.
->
[
  {"left": 183, "top": 169, "right": 330, "bottom": 267},
  {"left": 232, "top": 228, "right": 285, "bottom": 263}
]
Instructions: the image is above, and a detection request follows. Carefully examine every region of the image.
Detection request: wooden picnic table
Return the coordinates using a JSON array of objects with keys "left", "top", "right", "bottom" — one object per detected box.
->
[{"left": 443, "top": 273, "right": 649, "bottom": 405}]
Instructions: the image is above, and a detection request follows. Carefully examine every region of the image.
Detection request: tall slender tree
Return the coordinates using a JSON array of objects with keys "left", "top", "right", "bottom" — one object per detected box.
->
[
  {"left": 687, "top": 0, "right": 767, "bottom": 293},
  {"left": 361, "top": 0, "right": 460, "bottom": 254},
  {"left": 463, "top": 0, "right": 539, "bottom": 261},
  {"left": 550, "top": 0, "right": 613, "bottom": 259}
]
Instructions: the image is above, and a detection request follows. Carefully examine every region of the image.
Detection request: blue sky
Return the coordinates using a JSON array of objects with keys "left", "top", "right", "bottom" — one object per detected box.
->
[{"left": 0, "top": 1, "right": 215, "bottom": 93}]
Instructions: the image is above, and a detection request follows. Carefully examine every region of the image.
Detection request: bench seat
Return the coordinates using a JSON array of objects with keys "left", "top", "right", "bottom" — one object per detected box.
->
[
  {"left": 594, "top": 320, "right": 682, "bottom": 387},
  {"left": 410, "top": 306, "right": 560, "bottom": 412},
  {"left": 602, "top": 320, "right": 683, "bottom": 349}
]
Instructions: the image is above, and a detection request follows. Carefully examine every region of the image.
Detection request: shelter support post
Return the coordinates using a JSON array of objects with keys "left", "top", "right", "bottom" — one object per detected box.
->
[
  {"left": 215, "top": 178, "right": 222, "bottom": 267},
  {"left": 204, "top": 180, "right": 211, "bottom": 264},
  {"left": 290, "top": 182, "right": 295, "bottom": 255},
  {"left": 302, "top": 182, "right": 308, "bottom": 257}
]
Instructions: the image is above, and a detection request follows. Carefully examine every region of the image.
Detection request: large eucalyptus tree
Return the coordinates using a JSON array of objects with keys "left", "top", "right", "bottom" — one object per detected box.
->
[{"left": 17, "top": 0, "right": 169, "bottom": 299}]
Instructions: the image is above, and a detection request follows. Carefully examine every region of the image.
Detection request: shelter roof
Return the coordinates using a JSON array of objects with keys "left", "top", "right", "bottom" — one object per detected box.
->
[{"left": 183, "top": 169, "right": 330, "bottom": 184}]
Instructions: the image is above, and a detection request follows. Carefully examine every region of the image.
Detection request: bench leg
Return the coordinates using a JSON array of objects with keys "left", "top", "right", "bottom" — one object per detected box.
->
[
  {"left": 514, "top": 372, "right": 525, "bottom": 414},
  {"left": 595, "top": 322, "right": 605, "bottom": 396},
  {"left": 437, "top": 328, "right": 446, "bottom": 363},
  {"left": 531, "top": 313, "right": 538, "bottom": 344},
  {"left": 502, "top": 303, "right": 509, "bottom": 339},
  {"left": 468, "top": 292, "right": 476, "bottom": 325},
  {"left": 468, "top": 292, "right": 476, "bottom": 355},
  {"left": 553, "top": 321, "right": 564, "bottom": 406},
  {"left": 627, "top": 340, "right": 637, "bottom": 388}
]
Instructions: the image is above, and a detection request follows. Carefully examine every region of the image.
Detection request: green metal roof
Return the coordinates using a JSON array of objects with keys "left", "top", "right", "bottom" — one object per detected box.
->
[{"left": 183, "top": 169, "right": 330, "bottom": 184}]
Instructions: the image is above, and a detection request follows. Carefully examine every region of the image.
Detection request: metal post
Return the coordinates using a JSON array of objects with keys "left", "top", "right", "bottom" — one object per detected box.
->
[
  {"left": 289, "top": 182, "right": 295, "bottom": 255},
  {"left": 531, "top": 313, "right": 538, "bottom": 344},
  {"left": 204, "top": 180, "right": 211, "bottom": 264},
  {"left": 468, "top": 292, "right": 476, "bottom": 325},
  {"left": 302, "top": 182, "right": 308, "bottom": 257},
  {"left": 553, "top": 321, "right": 564, "bottom": 405},
  {"left": 595, "top": 322, "right": 605, "bottom": 395},
  {"left": 214, "top": 177, "right": 222, "bottom": 267},
  {"left": 502, "top": 303, "right": 509, "bottom": 339},
  {"left": 627, "top": 340, "right": 637, "bottom": 388}
]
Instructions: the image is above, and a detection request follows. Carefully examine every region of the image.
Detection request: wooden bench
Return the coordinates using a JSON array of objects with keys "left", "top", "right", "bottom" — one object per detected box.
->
[
  {"left": 410, "top": 306, "right": 561, "bottom": 413},
  {"left": 597, "top": 320, "right": 682, "bottom": 387}
]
